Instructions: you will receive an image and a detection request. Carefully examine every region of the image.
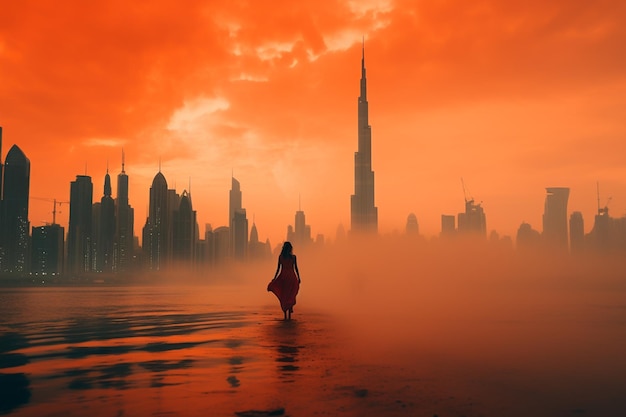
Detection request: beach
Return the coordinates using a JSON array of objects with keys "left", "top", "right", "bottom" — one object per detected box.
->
[{"left": 1, "top": 248, "right": 626, "bottom": 416}]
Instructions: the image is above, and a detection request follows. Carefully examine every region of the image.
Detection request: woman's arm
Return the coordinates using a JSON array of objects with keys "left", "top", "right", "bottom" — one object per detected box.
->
[
  {"left": 294, "top": 256, "right": 301, "bottom": 283},
  {"left": 273, "top": 257, "right": 281, "bottom": 279}
]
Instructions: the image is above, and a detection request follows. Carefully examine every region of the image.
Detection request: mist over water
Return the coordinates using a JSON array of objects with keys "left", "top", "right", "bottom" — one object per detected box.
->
[{"left": 2, "top": 236, "right": 625, "bottom": 416}]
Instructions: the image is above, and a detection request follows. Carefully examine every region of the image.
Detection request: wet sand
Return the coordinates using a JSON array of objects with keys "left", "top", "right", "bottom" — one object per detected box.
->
[{"left": 1, "top": 265, "right": 626, "bottom": 417}]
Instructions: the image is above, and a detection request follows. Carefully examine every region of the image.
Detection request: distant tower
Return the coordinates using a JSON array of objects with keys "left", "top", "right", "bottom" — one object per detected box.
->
[
  {"left": 96, "top": 168, "right": 116, "bottom": 272},
  {"left": 350, "top": 42, "right": 378, "bottom": 234},
  {"left": 457, "top": 200, "right": 486, "bottom": 236},
  {"left": 441, "top": 215, "right": 456, "bottom": 236},
  {"left": 569, "top": 211, "right": 584, "bottom": 253},
  {"left": 406, "top": 213, "right": 419, "bottom": 235},
  {"left": 173, "top": 190, "right": 196, "bottom": 266},
  {"left": 143, "top": 171, "right": 169, "bottom": 270},
  {"left": 229, "top": 177, "right": 248, "bottom": 260},
  {"left": 68, "top": 175, "right": 93, "bottom": 275},
  {"left": 542, "top": 187, "right": 570, "bottom": 249},
  {"left": 288, "top": 204, "right": 312, "bottom": 247},
  {"left": 0, "top": 144, "right": 31, "bottom": 274},
  {"left": 115, "top": 151, "right": 134, "bottom": 272}
]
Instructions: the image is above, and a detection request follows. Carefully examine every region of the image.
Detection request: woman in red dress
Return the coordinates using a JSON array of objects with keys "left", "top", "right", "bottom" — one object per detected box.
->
[{"left": 267, "top": 241, "right": 301, "bottom": 320}]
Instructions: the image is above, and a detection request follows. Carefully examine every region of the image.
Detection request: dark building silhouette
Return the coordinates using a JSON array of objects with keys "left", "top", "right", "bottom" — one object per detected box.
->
[
  {"left": 0, "top": 143, "right": 31, "bottom": 274},
  {"left": 143, "top": 171, "right": 170, "bottom": 271},
  {"left": 0, "top": 127, "right": 3, "bottom": 237},
  {"left": 350, "top": 43, "right": 378, "bottom": 234},
  {"left": 586, "top": 203, "right": 626, "bottom": 252},
  {"left": 542, "top": 187, "right": 570, "bottom": 249},
  {"left": 68, "top": 175, "right": 93, "bottom": 275},
  {"left": 95, "top": 169, "right": 115, "bottom": 272},
  {"left": 31, "top": 224, "right": 64, "bottom": 275},
  {"left": 406, "top": 213, "right": 419, "bottom": 235},
  {"left": 212, "top": 226, "right": 230, "bottom": 264},
  {"left": 287, "top": 207, "right": 312, "bottom": 246},
  {"left": 457, "top": 199, "right": 486, "bottom": 236},
  {"left": 516, "top": 222, "right": 541, "bottom": 249},
  {"left": 232, "top": 209, "right": 248, "bottom": 260},
  {"left": 229, "top": 177, "right": 248, "bottom": 260},
  {"left": 115, "top": 152, "right": 134, "bottom": 272},
  {"left": 441, "top": 214, "right": 456, "bottom": 236},
  {"left": 172, "top": 190, "right": 196, "bottom": 266},
  {"left": 569, "top": 211, "right": 585, "bottom": 253},
  {"left": 248, "top": 221, "right": 271, "bottom": 260}
]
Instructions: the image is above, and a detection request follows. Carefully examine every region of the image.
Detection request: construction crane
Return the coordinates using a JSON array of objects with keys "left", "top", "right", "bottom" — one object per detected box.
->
[
  {"left": 596, "top": 182, "right": 612, "bottom": 216},
  {"left": 30, "top": 197, "right": 70, "bottom": 225},
  {"left": 461, "top": 177, "right": 474, "bottom": 204}
]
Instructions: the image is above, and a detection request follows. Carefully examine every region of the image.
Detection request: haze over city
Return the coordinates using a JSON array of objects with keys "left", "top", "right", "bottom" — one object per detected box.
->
[
  {"left": 2, "top": 0, "right": 626, "bottom": 247},
  {"left": 1, "top": 2, "right": 626, "bottom": 416}
]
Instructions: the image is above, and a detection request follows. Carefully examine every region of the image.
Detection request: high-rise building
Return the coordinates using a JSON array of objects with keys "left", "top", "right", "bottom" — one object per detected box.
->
[
  {"left": 406, "top": 213, "right": 419, "bottom": 235},
  {"left": 441, "top": 215, "right": 456, "bottom": 236},
  {"left": 95, "top": 169, "right": 116, "bottom": 272},
  {"left": 143, "top": 171, "right": 169, "bottom": 270},
  {"left": 569, "top": 211, "right": 585, "bottom": 253},
  {"left": 0, "top": 126, "right": 3, "bottom": 227},
  {"left": 457, "top": 199, "right": 486, "bottom": 236},
  {"left": 173, "top": 190, "right": 196, "bottom": 266},
  {"left": 350, "top": 43, "right": 378, "bottom": 234},
  {"left": 232, "top": 209, "right": 248, "bottom": 260},
  {"left": 542, "top": 187, "right": 570, "bottom": 249},
  {"left": 212, "top": 226, "right": 230, "bottom": 265},
  {"left": 115, "top": 152, "right": 134, "bottom": 272},
  {"left": 248, "top": 221, "right": 270, "bottom": 260},
  {"left": 229, "top": 177, "right": 248, "bottom": 260},
  {"left": 288, "top": 209, "right": 312, "bottom": 247},
  {"left": 31, "top": 224, "right": 64, "bottom": 275},
  {"left": 0, "top": 144, "right": 31, "bottom": 274},
  {"left": 68, "top": 175, "right": 93, "bottom": 276}
]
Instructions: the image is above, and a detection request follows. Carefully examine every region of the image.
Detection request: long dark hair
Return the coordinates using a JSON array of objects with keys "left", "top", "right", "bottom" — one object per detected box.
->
[{"left": 280, "top": 241, "right": 294, "bottom": 259}]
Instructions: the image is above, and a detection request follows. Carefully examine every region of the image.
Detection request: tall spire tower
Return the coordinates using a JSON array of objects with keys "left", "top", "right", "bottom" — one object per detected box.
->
[{"left": 350, "top": 41, "right": 378, "bottom": 234}]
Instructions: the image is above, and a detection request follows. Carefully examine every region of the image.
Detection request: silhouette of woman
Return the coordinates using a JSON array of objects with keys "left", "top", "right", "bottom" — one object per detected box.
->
[{"left": 267, "top": 241, "right": 301, "bottom": 320}]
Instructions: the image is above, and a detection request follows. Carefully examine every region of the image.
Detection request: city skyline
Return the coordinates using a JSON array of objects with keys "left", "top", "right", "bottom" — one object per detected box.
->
[{"left": 1, "top": 1, "right": 626, "bottom": 246}]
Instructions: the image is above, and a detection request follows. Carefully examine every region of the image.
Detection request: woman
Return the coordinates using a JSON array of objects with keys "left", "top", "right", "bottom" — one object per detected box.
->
[{"left": 267, "top": 241, "right": 301, "bottom": 320}]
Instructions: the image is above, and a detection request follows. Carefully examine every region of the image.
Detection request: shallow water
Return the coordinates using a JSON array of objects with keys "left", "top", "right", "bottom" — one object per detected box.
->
[
  {"left": 0, "top": 286, "right": 335, "bottom": 417},
  {"left": 2, "top": 271, "right": 626, "bottom": 417}
]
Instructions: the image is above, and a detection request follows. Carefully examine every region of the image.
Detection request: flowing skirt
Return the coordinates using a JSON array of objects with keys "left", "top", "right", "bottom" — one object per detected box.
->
[{"left": 267, "top": 274, "right": 300, "bottom": 312}]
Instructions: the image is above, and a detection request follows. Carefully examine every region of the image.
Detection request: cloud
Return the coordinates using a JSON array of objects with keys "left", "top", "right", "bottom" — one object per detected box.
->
[{"left": 83, "top": 138, "right": 127, "bottom": 147}]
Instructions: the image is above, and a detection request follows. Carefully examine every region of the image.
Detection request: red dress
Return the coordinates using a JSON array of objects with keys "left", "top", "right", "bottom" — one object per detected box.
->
[{"left": 267, "top": 255, "right": 300, "bottom": 312}]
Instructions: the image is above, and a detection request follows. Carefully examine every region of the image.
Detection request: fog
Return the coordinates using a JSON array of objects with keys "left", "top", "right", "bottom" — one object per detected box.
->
[{"left": 199, "top": 235, "right": 626, "bottom": 415}]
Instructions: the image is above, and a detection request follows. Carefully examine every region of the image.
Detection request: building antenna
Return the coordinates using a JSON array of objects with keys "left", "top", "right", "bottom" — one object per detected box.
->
[
  {"left": 158, "top": 157, "right": 161, "bottom": 173},
  {"left": 121, "top": 148, "right": 126, "bottom": 173}
]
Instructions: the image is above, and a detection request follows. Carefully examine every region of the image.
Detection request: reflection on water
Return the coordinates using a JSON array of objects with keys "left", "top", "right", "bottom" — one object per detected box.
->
[{"left": 0, "top": 286, "right": 308, "bottom": 416}]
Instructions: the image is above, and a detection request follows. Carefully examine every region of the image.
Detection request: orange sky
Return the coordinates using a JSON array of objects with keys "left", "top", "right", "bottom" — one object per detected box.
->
[{"left": 2, "top": 0, "right": 626, "bottom": 246}]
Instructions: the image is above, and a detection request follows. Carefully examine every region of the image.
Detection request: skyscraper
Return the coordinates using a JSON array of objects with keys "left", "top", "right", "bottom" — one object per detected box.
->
[
  {"left": 229, "top": 177, "right": 248, "bottom": 260},
  {"left": 143, "top": 171, "right": 169, "bottom": 270},
  {"left": 115, "top": 152, "right": 134, "bottom": 272},
  {"left": 68, "top": 175, "right": 93, "bottom": 276},
  {"left": 350, "top": 43, "right": 378, "bottom": 234},
  {"left": 173, "top": 190, "right": 196, "bottom": 266},
  {"left": 31, "top": 224, "right": 64, "bottom": 275},
  {"left": 542, "top": 187, "right": 570, "bottom": 249},
  {"left": 96, "top": 168, "right": 115, "bottom": 272},
  {"left": 0, "top": 144, "right": 31, "bottom": 274},
  {"left": 569, "top": 211, "right": 585, "bottom": 253},
  {"left": 457, "top": 199, "right": 487, "bottom": 236}
]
